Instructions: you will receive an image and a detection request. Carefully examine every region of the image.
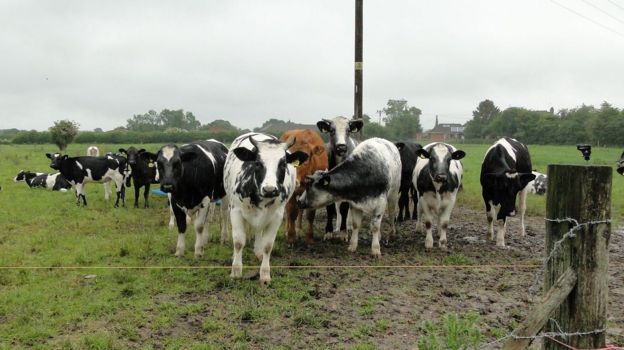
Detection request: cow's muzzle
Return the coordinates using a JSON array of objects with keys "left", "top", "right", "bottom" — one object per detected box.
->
[
  {"left": 434, "top": 174, "right": 447, "bottom": 183},
  {"left": 335, "top": 144, "right": 347, "bottom": 155},
  {"left": 262, "top": 186, "right": 279, "bottom": 198},
  {"left": 161, "top": 183, "right": 174, "bottom": 193}
]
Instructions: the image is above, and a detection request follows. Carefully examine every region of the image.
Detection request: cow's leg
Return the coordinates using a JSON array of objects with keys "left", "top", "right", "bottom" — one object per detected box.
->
[
  {"left": 347, "top": 208, "right": 363, "bottom": 253},
  {"left": 304, "top": 209, "right": 316, "bottom": 245},
  {"left": 338, "top": 201, "right": 349, "bottom": 233},
  {"left": 75, "top": 183, "right": 87, "bottom": 206},
  {"left": 230, "top": 209, "right": 246, "bottom": 279},
  {"left": 258, "top": 213, "right": 282, "bottom": 285},
  {"left": 324, "top": 204, "right": 336, "bottom": 240},
  {"left": 518, "top": 188, "right": 528, "bottom": 237},
  {"left": 296, "top": 210, "right": 303, "bottom": 231},
  {"left": 411, "top": 186, "right": 418, "bottom": 220},
  {"left": 370, "top": 205, "right": 386, "bottom": 257},
  {"left": 421, "top": 195, "right": 435, "bottom": 249},
  {"left": 219, "top": 197, "right": 229, "bottom": 244},
  {"left": 386, "top": 195, "right": 399, "bottom": 243},
  {"left": 173, "top": 204, "right": 187, "bottom": 257},
  {"left": 496, "top": 217, "right": 507, "bottom": 247},
  {"left": 113, "top": 178, "right": 125, "bottom": 208},
  {"left": 133, "top": 184, "right": 140, "bottom": 208},
  {"left": 143, "top": 184, "right": 150, "bottom": 208},
  {"left": 103, "top": 182, "right": 111, "bottom": 200},
  {"left": 193, "top": 198, "right": 211, "bottom": 258},
  {"left": 397, "top": 189, "right": 407, "bottom": 222},
  {"left": 167, "top": 194, "right": 175, "bottom": 230},
  {"left": 285, "top": 197, "right": 298, "bottom": 245},
  {"left": 437, "top": 195, "right": 456, "bottom": 250},
  {"left": 486, "top": 200, "right": 496, "bottom": 241}
]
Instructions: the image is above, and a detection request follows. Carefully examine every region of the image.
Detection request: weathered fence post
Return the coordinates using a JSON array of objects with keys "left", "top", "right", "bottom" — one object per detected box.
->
[{"left": 544, "top": 164, "right": 611, "bottom": 349}]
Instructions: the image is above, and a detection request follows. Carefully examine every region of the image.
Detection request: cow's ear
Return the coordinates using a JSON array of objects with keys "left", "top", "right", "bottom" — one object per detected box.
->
[
  {"left": 520, "top": 173, "right": 537, "bottom": 184},
  {"left": 317, "top": 120, "right": 332, "bottom": 133},
  {"left": 451, "top": 150, "right": 466, "bottom": 160},
  {"left": 233, "top": 147, "right": 257, "bottom": 162},
  {"left": 395, "top": 142, "right": 405, "bottom": 151},
  {"left": 62, "top": 155, "right": 68, "bottom": 160},
  {"left": 118, "top": 148, "right": 127, "bottom": 154},
  {"left": 140, "top": 152, "right": 158, "bottom": 162},
  {"left": 416, "top": 149, "right": 430, "bottom": 159},
  {"left": 138, "top": 148, "right": 146, "bottom": 153},
  {"left": 180, "top": 151, "right": 197, "bottom": 162},
  {"left": 349, "top": 119, "right": 364, "bottom": 133},
  {"left": 313, "top": 145, "right": 324, "bottom": 155},
  {"left": 286, "top": 151, "right": 309, "bottom": 168},
  {"left": 46, "top": 153, "right": 52, "bottom": 159}
]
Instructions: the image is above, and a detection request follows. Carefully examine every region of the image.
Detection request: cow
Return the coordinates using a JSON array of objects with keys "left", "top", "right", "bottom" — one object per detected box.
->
[
  {"left": 480, "top": 137, "right": 536, "bottom": 247},
  {"left": 46, "top": 153, "right": 127, "bottom": 207},
  {"left": 87, "top": 146, "right": 100, "bottom": 157},
  {"left": 156, "top": 140, "right": 229, "bottom": 258},
  {"left": 316, "top": 116, "right": 363, "bottom": 240},
  {"left": 395, "top": 141, "right": 422, "bottom": 221},
  {"left": 297, "top": 138, "right": 401, "bottom": 257},
  {"left": 119, "top": 146, "right": 158, "bottom": 208},
  {"left": 14, "top": 170, "right": 71, "bottom": 191},
  {"left": 225, "top": 132, "right": 309, "bottom": 285},
  {"left": 413, "top": 142, "right": 466, "bottom": 249},
  {"left": 616, "top": 151, "right": 624, "bottom": 175},
  {"left": 279, "top": 129, "right": 328, "bottom": 245},
  {"left": 524, "top": 171, "right": 547, "bottom": 195}
]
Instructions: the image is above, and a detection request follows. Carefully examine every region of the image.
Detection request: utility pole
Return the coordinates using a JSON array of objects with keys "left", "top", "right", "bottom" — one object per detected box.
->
[{"left": 354, "top": 0, "right": 363, "bottom": 127}]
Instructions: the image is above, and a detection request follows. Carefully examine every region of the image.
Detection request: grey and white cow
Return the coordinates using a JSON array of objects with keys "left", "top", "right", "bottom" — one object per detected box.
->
[
  {"left": 413, "top": 142, "right": 466, "bottom": 249},
  {"left": 225, "top": 132, "right": 309, "bottom": 285},
  {"left": 316, "top": 116, "right": 362, "bottom": 239},
  {"left": 524, "top": 171, "right": 547, "bottom": 195},
  {"left": 297, "top": 138, "right": 401, "bottom": 257}
]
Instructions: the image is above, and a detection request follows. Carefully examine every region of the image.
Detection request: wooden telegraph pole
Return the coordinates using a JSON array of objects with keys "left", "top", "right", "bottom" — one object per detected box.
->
[{"left": 354, "top": 0, "right": 363, "bottom": 137}]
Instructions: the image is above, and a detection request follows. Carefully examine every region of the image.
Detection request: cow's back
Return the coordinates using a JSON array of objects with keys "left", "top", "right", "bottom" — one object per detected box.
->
[{"left": 180, "top": 140, "right": 228, "bottom": 200}]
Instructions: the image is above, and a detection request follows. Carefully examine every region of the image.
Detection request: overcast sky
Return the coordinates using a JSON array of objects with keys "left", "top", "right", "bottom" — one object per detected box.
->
[{"left": 1, "top": 0, "right": 623, "bottom": 132}]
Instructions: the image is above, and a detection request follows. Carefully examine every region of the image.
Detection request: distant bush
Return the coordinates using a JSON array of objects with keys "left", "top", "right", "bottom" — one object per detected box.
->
[{"left": 12, "top": 130, "right": 242, "bottom": 145}]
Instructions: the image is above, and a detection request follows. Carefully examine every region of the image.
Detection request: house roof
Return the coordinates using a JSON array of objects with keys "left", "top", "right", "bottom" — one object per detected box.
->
[{"left": 425, "top": 123, "right": 464, "bottom": 133}]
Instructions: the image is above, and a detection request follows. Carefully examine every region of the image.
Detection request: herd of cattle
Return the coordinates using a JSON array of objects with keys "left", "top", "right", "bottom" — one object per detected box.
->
[{"left": 10, "top": 116, "right": 566, "bottom": 284}]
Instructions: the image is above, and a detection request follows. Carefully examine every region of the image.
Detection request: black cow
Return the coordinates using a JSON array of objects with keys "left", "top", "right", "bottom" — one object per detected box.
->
[
  {"left": 46, "top": 153, "right": 127, "bottom": 207},
  {"left": 480, "top": 137, "right": 536, "bottom": 247},
  {"left": 316, "top": 116, "right": 363, "bottom": 240},
  {"left": 616, "top": 151, "right": 624, "bottom": 175},
  {"left": 156, "top": 140, "right": 228, "bottom": 258},
  {"left": 395, "top": 141, "right": 422, "bottom": 221},
  {"left": 119, "top": 146, "right": 158, "bottom": 208},
  {"left": 14, "top": 170, "right": 71, "bottom": 191}
]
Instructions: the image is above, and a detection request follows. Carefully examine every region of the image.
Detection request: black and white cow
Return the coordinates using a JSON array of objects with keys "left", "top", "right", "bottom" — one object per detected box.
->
[
  {"left": 298, "top": 138, "right": 400, "bottom": 257},
  {"left": 413, "top": 142, "right": 466, "bottom": 249},
  {"left": 480, "top": 137, "right": 536, "bottom": 247},
  {"left": 225, "top": 132, "right": 309, "bottom": 285},
  {"left": 46, "top": 153, "right": 127, "bottom": 207},
  {"left": 524, "top": 171, "right": 547, "bottom": 195},
  {"left": 119, "top": 146, "right": 158, "bottom": 208},
  {"left": 316, "top": 116, "right": 363, "bottom": 240},
  {"left": 156, "top": 140, "right": 229, "bottom": 258},
  {"left": 14, "top": 170, "right": 71, "bottom": 191},
  {"left": 395, "top": 141, "right": 422, "bottom": 221},
  {"left": 616, "top": 151, "right": 624, "bottom": 175}
]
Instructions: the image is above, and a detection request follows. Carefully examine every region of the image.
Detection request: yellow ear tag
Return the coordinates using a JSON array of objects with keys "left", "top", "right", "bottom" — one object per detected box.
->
[
  {"left": 291, "top": 160, "right": 300, "bottom": 168},
  {"left": 419, "top": 155, "right": 427, "bottom": 159},
  {"left": 148, "top": 162, "right": 155, "bottom": 168}
]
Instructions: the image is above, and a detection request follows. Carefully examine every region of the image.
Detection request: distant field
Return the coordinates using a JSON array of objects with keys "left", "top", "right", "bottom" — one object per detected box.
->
[{"left": 0, "top": 142, "right": 622, "bottom": 349}]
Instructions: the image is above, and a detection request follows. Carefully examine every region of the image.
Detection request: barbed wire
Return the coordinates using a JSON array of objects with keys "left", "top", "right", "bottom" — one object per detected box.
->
[{"left": 528, "top": 217, "right": 611, "bottom": 296}]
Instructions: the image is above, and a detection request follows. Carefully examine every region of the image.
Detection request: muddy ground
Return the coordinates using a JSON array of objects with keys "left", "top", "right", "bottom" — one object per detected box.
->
[{"left": 155, "top": 206, "right": 624, "bottom": 349}]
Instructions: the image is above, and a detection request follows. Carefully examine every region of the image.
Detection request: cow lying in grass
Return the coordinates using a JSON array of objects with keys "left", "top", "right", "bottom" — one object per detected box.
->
[{"left": 14, "top": 170, "right": 71, "bottom": 191}]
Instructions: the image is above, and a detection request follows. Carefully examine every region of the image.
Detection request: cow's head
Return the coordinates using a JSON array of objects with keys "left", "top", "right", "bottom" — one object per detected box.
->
[
  {"left": 416, "top": 143, "right": 465, "bottom": 184},
  {"left": 297, "top": 170, "right": 335, "bottom": 209},
  {"left": 317, "top": 117, "right": 363, "bottom": 157},
  {"left": 280, "top": 131, "right": 328, "bottom": 188},
  {"left": 119, "top": 147, "right": 156, "bottom": 167},
  {"left": 156, "top": 145, "right": 197, "bottom": 193},
  {"left": 14, "top": 170, "right": 27, "bottom": 182},
  {"left": 233, "top": 136, "right": 309, "bottom": 199},
  {"left": 532, "top": 172, "right": 547, "bottom": 195},
  {"left": 616, "top": 151, "right": 624, "bottom": 175},
  {"left": 46, "top": 153, "right": 66, "bottom": 170}
]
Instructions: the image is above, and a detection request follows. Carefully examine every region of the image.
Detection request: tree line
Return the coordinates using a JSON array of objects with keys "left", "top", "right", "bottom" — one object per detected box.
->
[{"left": 463, "top": 100, "right": 624, "bottom": 146}]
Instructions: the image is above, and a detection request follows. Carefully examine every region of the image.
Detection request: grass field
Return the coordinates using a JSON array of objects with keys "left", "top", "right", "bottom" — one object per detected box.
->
[{"left": 0, "top": 142, "right": 622, "bottom": 349}]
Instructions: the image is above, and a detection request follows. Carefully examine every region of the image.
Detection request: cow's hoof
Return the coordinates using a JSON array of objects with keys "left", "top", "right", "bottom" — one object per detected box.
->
[
  {"left": 425, "top": 239, "right": 434, "bottom": 249},
  {"left": 371, "top": 251, "right": 381, "bottom": 258},
  {"left": 323, "top": 232, "right": 333, "bottom": 241},
  {"left": 347, "top": 244, "right": 357, "bottom": 253},
  {"left": 439, "top": 240, "right": 447, "bottom": 250},
  {"left": 230, "top": 266, "right": 243, "bottom": 279},
  {"left": 175, "top": 250, "right": 184, "bottom": 258},
  {"left": 194, "top": 250, "right": 204, "bottom": 258},
  {"left": 496, "top": 241, "right": 506, "bottom": 248},
  {"left": 260, "top": 276, "right": 271, "bottom": 286},
  {"left": 338, "top": 231, "right": 349, "bottom": 242}
]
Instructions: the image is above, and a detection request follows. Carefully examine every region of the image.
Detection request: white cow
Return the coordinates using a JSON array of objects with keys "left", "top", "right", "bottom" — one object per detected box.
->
[{"left": 224, "top": 132, "right": 309, "bottom": 285}]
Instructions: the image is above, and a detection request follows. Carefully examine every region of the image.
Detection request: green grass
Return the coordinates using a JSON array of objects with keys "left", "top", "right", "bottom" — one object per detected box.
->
[
  {"left": 0, "top": 142, "right": 622, "bottom": 348},
  {"left": 417, "top": 312, "right": 485, "bottom": 350}
]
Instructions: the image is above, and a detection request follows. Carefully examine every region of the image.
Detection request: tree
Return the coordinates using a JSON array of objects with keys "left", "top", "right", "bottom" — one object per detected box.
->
[
  {"left": 464, "top": 99, "right": 501, "bottom": 138},
  {"left": 127, "top": 110, "right": 161, "bottom": 131},
  {"left": 382, "top": 99, "right": 422, "bottom": 139},
  {"left": 49, "top": 120, "right": 79, "bottom": 151}
]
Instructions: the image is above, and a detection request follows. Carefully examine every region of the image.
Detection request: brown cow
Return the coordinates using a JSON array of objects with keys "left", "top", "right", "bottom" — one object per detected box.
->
[{"left": 280, "top": 129, "right": 328, "bottom": 245}]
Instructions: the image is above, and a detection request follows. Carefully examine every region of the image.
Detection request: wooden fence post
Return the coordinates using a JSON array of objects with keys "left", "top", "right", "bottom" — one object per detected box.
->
[{"left": 544, "top": 165, "right": 611, "bottom": 350}]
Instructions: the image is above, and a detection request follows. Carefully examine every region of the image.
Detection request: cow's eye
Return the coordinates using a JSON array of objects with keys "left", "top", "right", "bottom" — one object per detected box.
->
[
  {"left": 330, "top": 129, "right": 336, "bottom": 135},
  {"left": 255, "top": 161, "right": 262, "bottom": 168}
]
